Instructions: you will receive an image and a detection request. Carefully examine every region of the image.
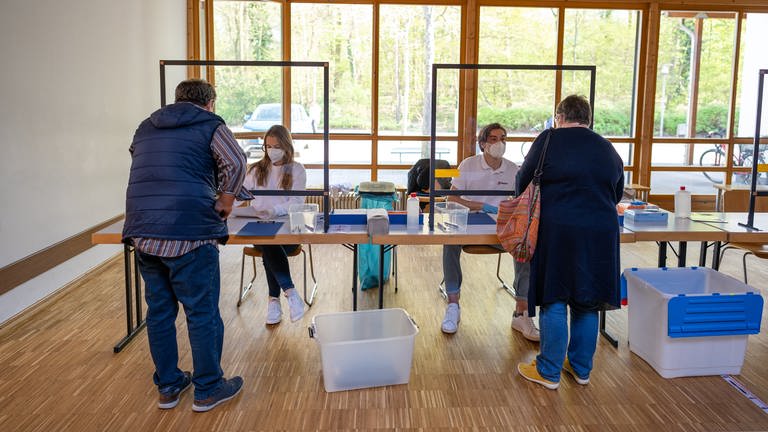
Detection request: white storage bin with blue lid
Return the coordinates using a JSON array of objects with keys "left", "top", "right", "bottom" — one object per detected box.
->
[
  {"left": 309, "top": 308, "right": 419, "bottom": 392},
  {"left": 623, "top": 267, "right": 763, "bottom": 378}
]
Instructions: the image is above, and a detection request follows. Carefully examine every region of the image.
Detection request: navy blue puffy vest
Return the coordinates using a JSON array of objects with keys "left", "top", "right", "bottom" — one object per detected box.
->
[{"left": 122, "top": 102, "right": 229, "bottom": 243}]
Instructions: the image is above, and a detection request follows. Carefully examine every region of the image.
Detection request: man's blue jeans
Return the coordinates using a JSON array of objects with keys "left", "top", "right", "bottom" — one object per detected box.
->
[
  {"left": 536, "top": 301, "right": 599, "bottom": 382},
  {"left": 253, "top": 245, "right": 298, "bottom": 297},
  {"left": 138, "top": 244, "right": 224, "bottom": 400}
]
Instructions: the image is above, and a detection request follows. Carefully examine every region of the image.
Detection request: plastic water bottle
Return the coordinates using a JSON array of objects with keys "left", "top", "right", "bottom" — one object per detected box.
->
[
  {"left": 407, "top": 193, "right": 419, "bottom": 229},
  {"left": 674, "top": 186, "right": 691, "bottom": 218}
]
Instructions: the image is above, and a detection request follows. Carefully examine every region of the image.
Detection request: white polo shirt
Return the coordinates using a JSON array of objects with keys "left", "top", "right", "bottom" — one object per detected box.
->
[{"left": 452, "top": 153, "right": 518, "bottom": 208}]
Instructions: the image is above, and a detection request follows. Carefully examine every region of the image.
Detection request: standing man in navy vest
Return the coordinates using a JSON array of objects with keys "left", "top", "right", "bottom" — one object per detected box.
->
[{"left": 123, "top": 79, "right": 252, "bottom": 412}]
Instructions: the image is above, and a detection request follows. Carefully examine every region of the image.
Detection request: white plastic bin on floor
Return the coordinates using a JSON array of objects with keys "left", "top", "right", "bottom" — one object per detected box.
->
[
  {"left": 623, "top": 267, "right": 763, "bottom": 378},
  {"left": 309, "top": 308, "right": 419, "bottom": 392}
]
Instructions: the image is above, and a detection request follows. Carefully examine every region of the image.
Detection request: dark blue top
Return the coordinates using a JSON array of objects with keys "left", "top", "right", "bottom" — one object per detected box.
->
[
  {"left": 122, "top": 102, "right": 228, "bottom": 243},
  {"left": 516, "top": 127, "right": 624, "bottom": 315}
]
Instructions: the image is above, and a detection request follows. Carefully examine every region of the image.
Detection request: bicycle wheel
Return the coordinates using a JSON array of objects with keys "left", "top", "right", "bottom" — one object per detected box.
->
[
  {"left": 699, "top": 148, "right": 725, "bottom": 183},
  {"left": 520, "top": 141, "right": 533, "bottom": 158},
  {"left": 738, "top": 154, "right": 768, "bottom": 185}
]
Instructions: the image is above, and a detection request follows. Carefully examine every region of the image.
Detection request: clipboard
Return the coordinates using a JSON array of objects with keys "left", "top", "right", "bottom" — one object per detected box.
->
[{"left": 236, "top": 221, "right": 284, "bottom": 236}]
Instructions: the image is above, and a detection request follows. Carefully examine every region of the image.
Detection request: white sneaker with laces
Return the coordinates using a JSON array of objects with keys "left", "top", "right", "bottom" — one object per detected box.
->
[
  {"left": 511, "top": 311, "right": 540, "bottom": 341},
  {"left": 441, "top": 303, "right": 461, "bottom": 334},
  {"left": 266, "top": 298, "right": 282, "bottom": 325},
  {"left": 285, "top": 289, "right": 306, "bottom": 322}
]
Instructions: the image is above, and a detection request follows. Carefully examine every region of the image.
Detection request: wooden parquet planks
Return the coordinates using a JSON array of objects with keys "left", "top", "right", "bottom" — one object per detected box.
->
[{"left": 0, "top": 241, "right": 767, "bottom": 431}]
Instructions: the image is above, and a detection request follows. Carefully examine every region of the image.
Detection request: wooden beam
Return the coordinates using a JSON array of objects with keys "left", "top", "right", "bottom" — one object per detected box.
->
[{"left": 0, "top": 215, "right": 123, "bottom": 295}]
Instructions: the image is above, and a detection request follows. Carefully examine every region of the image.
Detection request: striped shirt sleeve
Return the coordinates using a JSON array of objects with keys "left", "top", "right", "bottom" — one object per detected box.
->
[{"left": 211, "top": 125, "right": 252, "bottom": 199}]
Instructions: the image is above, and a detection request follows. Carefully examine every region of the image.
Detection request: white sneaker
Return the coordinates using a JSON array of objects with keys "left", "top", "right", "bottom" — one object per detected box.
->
[
  {"left": 266, "top": 298, "right": 282, "bottom": 325},
  {"left": 511, "top": 311, "right": 540, "bottom": 341},
  {"left": 441, "top": 303, "right": 460, "bottom": 334},
  {"left": 285, "top": 289, "right": 306, "bottom": 322}
]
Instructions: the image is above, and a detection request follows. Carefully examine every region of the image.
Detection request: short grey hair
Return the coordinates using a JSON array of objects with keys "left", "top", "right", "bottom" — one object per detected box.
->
[
  {"left": 175, "top": 79, "right": 216, "bottom": 107},
  {"left": 556, "top": 95, "right": 591, "bottom": 125}
]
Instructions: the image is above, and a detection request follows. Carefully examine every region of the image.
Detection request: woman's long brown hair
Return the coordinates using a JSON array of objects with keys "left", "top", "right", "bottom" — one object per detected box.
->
[{"left": 247, "top": 124, "right": 295, "bottom": 190}]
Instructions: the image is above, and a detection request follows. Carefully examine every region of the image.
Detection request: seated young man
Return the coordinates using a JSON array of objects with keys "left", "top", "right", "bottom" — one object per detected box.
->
[{"left": 440, "top": 123, "right": 539, "bottom": 341}]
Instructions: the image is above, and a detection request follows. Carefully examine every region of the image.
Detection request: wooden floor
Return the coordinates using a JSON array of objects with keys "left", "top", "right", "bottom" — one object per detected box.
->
[{"left": 1, "top": 241, "right": 767, "bottom": 431}]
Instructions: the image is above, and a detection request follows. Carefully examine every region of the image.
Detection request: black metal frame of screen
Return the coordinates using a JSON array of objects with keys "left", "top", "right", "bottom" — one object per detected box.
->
[
  {"left": 742, "top": 68, "right": 768, "bottom": 230},
  {"left": 159, "top": 60, "right": 332, "bottom": 232},
  {"left": 427, "top": 63, "right": 597, "bottom": 231}
]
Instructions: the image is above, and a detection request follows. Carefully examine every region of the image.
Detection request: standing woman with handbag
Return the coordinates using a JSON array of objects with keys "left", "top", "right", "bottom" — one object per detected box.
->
[{"left": 515, "top": 95, "right": 624, "bottom": 389}]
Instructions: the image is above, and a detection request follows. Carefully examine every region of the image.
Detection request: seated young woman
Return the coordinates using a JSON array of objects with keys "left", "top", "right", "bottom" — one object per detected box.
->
[{"left": 235, "top": 124, "right": 307, "bottom": 325}]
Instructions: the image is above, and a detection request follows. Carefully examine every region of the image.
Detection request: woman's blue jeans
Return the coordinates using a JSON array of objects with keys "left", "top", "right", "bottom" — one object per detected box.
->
[
  {"left": 254, "top": 245, "right": 298, "bottom": 297},
  {"left": 138, "top": 244, "right": 225, "bottom": 400},
  {"left": 536, "top": 301, "right": 599, "bottom": 382}
]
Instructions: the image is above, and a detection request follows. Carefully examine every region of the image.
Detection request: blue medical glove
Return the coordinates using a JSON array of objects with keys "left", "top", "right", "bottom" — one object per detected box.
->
[{"left": 482, "top": 203, "right": 498, "bottom": 214}]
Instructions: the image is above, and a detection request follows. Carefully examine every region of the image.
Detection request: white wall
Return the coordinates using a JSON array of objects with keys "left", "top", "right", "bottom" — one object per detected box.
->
[
  {"left": 737, "top": 13, "right": 768, "bottom": 138},
  {"left": 0, "top": 0, "right": 188, "bottom": 323}
]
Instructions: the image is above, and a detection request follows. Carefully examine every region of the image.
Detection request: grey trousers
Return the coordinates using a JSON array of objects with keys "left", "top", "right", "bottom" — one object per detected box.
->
[{"left": 442, "top": 245, "right": 530, "bottom": 300}]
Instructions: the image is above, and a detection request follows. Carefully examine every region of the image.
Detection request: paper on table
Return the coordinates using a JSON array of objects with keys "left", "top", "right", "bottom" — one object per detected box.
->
[
  {"left": 689, "top": 212, "right": 727, "bottom": 223},
  {"left": 231, "top": 206, "right": 271, "bottom": 219}
]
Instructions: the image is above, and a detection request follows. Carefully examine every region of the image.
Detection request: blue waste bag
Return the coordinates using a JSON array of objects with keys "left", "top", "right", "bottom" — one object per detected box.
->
[{"left": 357, "top": 191, "right": 397, "bottom": 290}]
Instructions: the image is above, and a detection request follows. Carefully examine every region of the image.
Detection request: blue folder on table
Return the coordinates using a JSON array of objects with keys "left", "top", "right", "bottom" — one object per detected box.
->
[
  {"left": 236, "top": 221, "right": 284, "bottom": 237},
  {"left": 467, "top": 213, "right": 496, "bottom": 225}
]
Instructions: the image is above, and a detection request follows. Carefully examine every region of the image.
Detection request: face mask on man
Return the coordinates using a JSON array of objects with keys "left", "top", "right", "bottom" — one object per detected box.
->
[
  {"left": 267, "top": 148, "right": 285, "bottom": 163},
  {"left": 486, "top": 142, "right": 506, "bottom": 158}
]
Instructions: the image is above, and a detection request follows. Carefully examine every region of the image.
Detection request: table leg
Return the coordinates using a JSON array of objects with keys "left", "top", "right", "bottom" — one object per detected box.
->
[
  {"left": 657, "top": 242, "right": 668, "bottom": 267},
  {"left": 712, "top": 241, "right": 722, "bottom": 270},
  {"left": 677, "top": 241, "right": 687, "bottom": 267},
  {"left": 378, "top": 245, "right": 385, "bottom": 309},
  {"left": 699, "top": 241, "right": 708, "bottom": 267},
  {"left": 599, "top": 309, "right": 618, "bottom": 348},
  {"left": 114, "top": 244, "right": 146, "bottom": 353},
  {"left": 352, "top": 244, "right": 358, "bottom": 310}
]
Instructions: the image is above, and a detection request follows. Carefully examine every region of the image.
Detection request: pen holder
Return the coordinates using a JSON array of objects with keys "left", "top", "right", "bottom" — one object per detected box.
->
[{"left": 288, "top": 203, "right": 319, "bottom": 233}]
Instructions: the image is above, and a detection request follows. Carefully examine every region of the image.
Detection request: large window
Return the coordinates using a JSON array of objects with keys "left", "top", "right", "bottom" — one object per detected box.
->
[
  {"left": 478, "top": 6, "right": 558, "bottom": 152},
  {"left": 292, "top": 4, "right": 372, "bottom": 133},
  {"left": 213, "top": 2, "right": 282, "bottom": 129},
  {"left": 563, "top": 9, "right": 640, "bottom": 139},
  {"left": 206, "top": 2, "right": 764, "bottom": 200},
  {"left": 378, "top": 5, "right": 461, "bottom": 137},
  {"left": 652, "top": 11, "right": 738, "bottom": 194}
]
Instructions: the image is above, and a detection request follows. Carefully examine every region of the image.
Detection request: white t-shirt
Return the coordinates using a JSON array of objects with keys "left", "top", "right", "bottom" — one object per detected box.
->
[
  {"left": 234, "top": 161, "right": 307, "bottom": 216},
  {"left": 452, "top": 153, "right": 518, "bottom": 208}
]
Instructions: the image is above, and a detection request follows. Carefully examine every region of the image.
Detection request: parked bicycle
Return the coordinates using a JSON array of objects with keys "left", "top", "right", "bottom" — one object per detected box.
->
[{"left": 699, "top": 140, "right": 768, "bottom": 185}]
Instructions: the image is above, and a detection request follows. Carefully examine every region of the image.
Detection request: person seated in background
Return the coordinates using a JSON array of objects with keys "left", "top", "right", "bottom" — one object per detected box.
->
[
  {"left": 407, "top": 158, "right": 452, "bottom": 210},
  {"left": 440, "top": 123, "right": 539, "bottom": 341},
  {"left": 234, "top": 125, "right": 307, "bottom": 325}
]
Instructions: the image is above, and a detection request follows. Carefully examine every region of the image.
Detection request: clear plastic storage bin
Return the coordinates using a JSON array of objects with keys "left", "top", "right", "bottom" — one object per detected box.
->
[
  {"left": 434, "top": 201, "right": 469, "bottom": 232},
  {"left": 309, "top": 308, "right": 419, "bottom": 392},
  {"left": 623, "top": 267, "right": 762, "bottom": 378}
]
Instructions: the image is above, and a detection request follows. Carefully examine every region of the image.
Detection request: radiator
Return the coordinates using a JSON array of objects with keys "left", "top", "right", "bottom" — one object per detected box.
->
[{"left": 305, "top": 192, "right": 359, "bottom": 211}]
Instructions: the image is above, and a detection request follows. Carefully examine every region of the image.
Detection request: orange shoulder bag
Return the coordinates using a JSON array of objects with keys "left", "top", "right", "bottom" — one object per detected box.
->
[{"left": 496, "top": 129, "right": 552, "bottom": 262}]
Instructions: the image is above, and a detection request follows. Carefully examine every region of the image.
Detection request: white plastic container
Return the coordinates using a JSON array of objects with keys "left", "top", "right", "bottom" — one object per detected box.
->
[
  {"left": 310, "top": 308, "right": 419, "bottom": 392},
  {"left": 674, "top": 186, "right": 691, "bottom": 218},
  {"left": 434, "top": 201, "right": 469, "bottom": 232},
  {"left": 624, "top": 267, "right": 763, "bottom": 378},
  {"left": 406, "top": 193, "right": 419, "bottom": 229}
]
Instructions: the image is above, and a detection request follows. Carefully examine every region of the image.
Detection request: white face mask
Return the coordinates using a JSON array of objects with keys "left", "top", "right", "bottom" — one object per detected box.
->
[
  {"left": 267, "top": 148, "right": 285, "bottom": 163},
  {"left": 486, "top": 142, "right": 506, "bottom": 158}
]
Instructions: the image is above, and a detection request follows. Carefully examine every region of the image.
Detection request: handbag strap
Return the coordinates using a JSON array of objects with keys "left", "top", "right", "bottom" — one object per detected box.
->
[{"left": 532, "top": 128, "right": 553, "bottom": 185}]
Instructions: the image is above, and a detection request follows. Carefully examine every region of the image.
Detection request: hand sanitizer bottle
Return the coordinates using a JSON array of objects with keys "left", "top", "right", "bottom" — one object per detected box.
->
[
  {"left": 407, "top": 193, "right": 419, "bottom": 229},
  {"left": 674, "top": 186, "right": 691, "bottom": 218}
]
